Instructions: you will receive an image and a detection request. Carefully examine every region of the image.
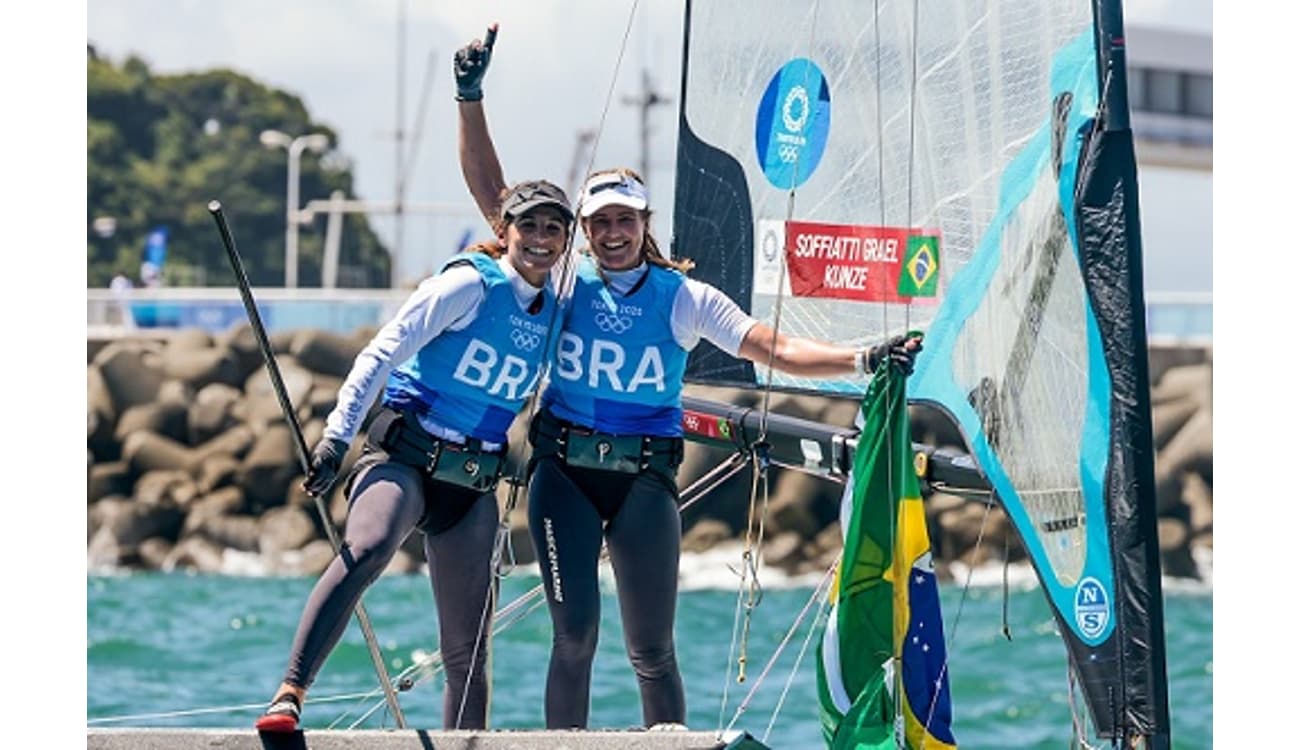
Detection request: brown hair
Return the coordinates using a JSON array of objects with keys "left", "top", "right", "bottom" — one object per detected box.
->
[
  {"left": 581, "top": 167, "right": 694, "bottom": 274},
  {"left": 463, "top": 239, "right": 505, "bottom": 260}
]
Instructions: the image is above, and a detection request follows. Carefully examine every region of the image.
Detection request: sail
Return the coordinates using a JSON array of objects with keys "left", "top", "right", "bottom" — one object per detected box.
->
[
  {"left": 672, "top": 0, "right": 1170, "bottom": 744},
  {"left": 816, "top": 363, "right": 955, "bottom": 749}
]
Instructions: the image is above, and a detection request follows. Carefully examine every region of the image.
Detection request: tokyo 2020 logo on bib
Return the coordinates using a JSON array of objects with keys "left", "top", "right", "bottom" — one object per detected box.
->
[{"left": 755, "top": 58, "right": 831, "bottom": 189}]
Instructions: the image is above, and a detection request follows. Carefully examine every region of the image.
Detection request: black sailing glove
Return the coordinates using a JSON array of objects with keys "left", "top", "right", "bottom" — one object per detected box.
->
[
  {"left": 303, "top": 438, "right": 348, "bottom": 496},
  {"left": 453, "top": 24, "right": 498, "bottom": 102},
  {"left": 867, "top": 334, "right": 923, "bottom": 376}
]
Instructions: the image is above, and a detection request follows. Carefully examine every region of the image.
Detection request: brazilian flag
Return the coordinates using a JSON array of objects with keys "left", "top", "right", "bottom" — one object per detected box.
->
[
  {"left": 816, "top": 351, "right": 956, "bottom": 749},
  {"left": 897, "top": 235, "right": 940, "bottom": 298}
]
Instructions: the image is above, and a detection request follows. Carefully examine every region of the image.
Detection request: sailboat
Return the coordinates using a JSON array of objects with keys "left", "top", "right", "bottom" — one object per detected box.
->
[
  {"left": 671, "top": 0, "right": 1171, "bottom": 746},
  {"left": 89, "top": 0, "right": 1171, "bottom": 747}
]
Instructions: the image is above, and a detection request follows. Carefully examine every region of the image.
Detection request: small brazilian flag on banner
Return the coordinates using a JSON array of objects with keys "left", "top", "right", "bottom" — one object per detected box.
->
[{"left": 897, "top": 235, "right": 940, "bottom": 297}]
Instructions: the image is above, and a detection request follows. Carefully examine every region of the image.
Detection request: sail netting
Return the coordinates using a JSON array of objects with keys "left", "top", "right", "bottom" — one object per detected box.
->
[{"left": 673, "top": 0, "right": 1169, "bottom": 744}]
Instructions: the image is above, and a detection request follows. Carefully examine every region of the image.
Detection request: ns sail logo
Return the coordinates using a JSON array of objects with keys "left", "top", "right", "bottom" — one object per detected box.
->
[{"left": 1074, "top": 577, "right": 1110, "bottom": 640}]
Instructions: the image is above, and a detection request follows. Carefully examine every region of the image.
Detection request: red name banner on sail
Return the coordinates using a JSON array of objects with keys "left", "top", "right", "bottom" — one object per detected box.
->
[{"left": 783, "top": 220, "right": 941, "bottom": 303}]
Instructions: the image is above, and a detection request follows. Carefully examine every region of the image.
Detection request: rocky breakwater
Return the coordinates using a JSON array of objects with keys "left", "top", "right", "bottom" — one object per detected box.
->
[{"left": 86, "top": 326, "right": 1212, "bottom": 582}]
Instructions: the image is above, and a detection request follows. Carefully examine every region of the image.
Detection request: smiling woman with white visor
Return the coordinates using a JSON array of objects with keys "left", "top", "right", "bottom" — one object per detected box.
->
[{"left": 454, "top": 23, "right": 922, "bottom": 731}]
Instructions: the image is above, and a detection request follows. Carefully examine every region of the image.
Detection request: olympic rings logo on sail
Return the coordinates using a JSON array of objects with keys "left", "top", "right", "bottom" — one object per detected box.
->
[
  {"left": 782, "top": 85, "right": 810, "bottom": 133},
  {"left": 777, "top": 144, "right": 801, "bottom": 163},
  {"left": 510, "top": 329, "right": 541, "bottom": 351},
  {"left": 593, "top": 312, "right": 634, "bottom": 334}
]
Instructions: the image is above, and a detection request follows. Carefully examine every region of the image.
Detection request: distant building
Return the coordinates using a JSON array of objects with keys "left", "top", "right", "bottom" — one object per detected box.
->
[
  {"left": 1123, "top": 24, "right": 1211, "bottom": 324},
  {"left": 1126, "top": 25, "right": 1212, "bottom": 171}
]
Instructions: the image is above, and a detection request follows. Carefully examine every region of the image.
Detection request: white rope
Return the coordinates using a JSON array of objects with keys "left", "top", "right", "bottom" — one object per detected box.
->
[
  {"left": 763, "top": 567, "right": 835, "bottom": 743},
  {"left": 718, "top": 563, "right": 835, "bottom": 735},
  {"left": 86, "top": 690, "right": 377, "bottom": 725}
]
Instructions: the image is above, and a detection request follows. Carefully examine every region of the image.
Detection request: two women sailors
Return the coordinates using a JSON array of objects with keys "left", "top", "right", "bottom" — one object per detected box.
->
[{"left": 455, "top": 25, "right": 922, "bottom": 730}]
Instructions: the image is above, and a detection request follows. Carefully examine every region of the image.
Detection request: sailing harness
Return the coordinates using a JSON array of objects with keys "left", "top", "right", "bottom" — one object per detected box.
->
[
  {"left": 365, "top": 407, "right": 505, "bottom": 494},
  {"left": 528, "top": 409, "right": 684, "bottom": 480}
]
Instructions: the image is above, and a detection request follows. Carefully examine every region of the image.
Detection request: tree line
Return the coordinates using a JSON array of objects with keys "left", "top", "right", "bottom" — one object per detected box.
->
[{"left": 87, "top": 45, "right": 390, "bottom": 288}]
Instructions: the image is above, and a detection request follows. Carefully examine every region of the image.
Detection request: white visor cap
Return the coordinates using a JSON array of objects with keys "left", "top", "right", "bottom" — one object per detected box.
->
[{"left": 578, "top": 173, "right": 649, "bottom": 217}]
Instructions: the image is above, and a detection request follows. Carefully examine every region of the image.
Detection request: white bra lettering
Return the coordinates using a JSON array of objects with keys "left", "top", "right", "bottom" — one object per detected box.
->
[
  {"left": 453, "top": 338, "right": 537, "bottom": 400},
  {"left": 556, "top": 332, "right": 666, "bottom": 393}
]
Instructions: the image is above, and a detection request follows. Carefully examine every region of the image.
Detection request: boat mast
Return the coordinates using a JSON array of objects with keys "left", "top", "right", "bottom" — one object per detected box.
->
[{"left": 1084, "top": 0, "right": 1172, "bottom": 746}]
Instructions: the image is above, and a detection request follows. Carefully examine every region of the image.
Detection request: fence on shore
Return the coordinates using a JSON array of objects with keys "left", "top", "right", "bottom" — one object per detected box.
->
[{"left": 87, "top": 287, "right": 1212, "bottom": 344}]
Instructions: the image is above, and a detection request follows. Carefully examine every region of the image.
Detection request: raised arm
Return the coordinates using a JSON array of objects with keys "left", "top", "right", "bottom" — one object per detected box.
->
[{"left": 454, "top": 23, "right": 509, "bottom": 229}]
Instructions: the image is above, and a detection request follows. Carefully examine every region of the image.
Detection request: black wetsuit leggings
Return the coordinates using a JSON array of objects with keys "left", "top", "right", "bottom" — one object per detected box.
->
[
  {"left": 280, "top": 458, "right": 499, "bottom": 729},
  {"left": 527, "top": 456, "right": 684, "bottom": 729}
]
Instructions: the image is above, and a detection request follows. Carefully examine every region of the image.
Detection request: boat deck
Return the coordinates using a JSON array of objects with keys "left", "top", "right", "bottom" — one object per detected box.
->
[{"left": 86, "top": 728, "right": 770, "bottom": 750}]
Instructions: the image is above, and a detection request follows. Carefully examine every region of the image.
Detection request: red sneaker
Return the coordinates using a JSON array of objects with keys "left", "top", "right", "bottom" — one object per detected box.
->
[{"left": 254, "top": 694, "right": 301, "bottom": 732}]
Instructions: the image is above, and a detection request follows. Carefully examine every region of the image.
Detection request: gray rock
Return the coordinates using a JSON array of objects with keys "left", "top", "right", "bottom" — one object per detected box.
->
[
  {"left": 183, "top": 487, "right": 248, "bottom": 535},
  {"left": 88, "top": 364, "right": 118, "bottom": 460},
  {"left": 88, "top": 462, "right": 132, "bottom": 504},
  {"left": 763, "top": 531, "right": 804, "bottom": 570},
  {"left": 682, "top": 519, "right": 732, "bottom": 553},
  {"left": 115, "top": 400, "right": 189, "bottom": 445},
  {"left": 188, "top": 383, "right": 243, "bottom": 444},
  {"left": 238, "top": 356, "right": 313, "bottom": 428},
  {"left": 122, "top": 431, "right": 197, "bottom": 475},
  {"left": 238, "top": 424, "right": 298, "bottom": 510},
  {"left": 88, "top": 497, "right": 185, "bottom": 550},
  {"left": 92, "top": 340, "right": 168, "bottom": 412},
  {"left": 258, "top": 506, "right": 318, "bottom": 556},
  {"left": 195, "top": 453, "right": 241, "bottom": 494},
  {"left": 291, "top": 329, "right": 366, "bottom": 379},
  {"left": 138, "top": 537, "right": 174, "bottom": 569},
  {"left": 132, "top": 469, "right": 198, "bottom": 508},
  {"left": 281, "top": 539, "right": 337, "bottom": 577},
  {"left": 1150, "top": 362, "right": 1212, "bottom": 408},
  {"left": 163, "top": 535, "right": 227, "bottom": 573},
  {"left": 1157, "top": 517, "right": 1198, "bottom": 579},
  {"left": 1183, "top": 471, "right": 1213, "bottom": 535},
  {"left": 193, "top": 424, "right": 256, "bottom": 464},
  {"left": 1151, "top": 396, "right": 1201, "bottom": 451},
  {"left": 196, "top": 514, "right": 261, "bottom": 552},
  {"left": 165, "top": 327, "right": 214, "bottom": 351},
  {"left": 162, "top": 346, "right": 243, "bottom": 390}
]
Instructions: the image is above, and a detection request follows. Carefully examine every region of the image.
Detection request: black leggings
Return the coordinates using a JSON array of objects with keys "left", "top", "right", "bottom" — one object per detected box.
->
[
  {"left": 280, "top": 459, "right": 499, "bottom": 729},
  {"left": 527, "top": 456, "right": 684, "bottom": 729}
]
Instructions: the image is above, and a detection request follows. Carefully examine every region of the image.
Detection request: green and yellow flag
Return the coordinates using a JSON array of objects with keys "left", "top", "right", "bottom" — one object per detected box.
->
[
  {"left": 816, "top": 350, "right": 956, "bottom": 749},
  {"left": 897, "top": 235, "right": 940, "bottom": 298}
]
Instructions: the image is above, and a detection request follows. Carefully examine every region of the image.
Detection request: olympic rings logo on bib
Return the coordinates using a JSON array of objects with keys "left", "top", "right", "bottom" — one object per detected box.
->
[
  {"left": 594, "top": 312, "right": 634, "bottom": 334},
  {"left": 510, "top": 329, "right": 541, "bottom": 351}
]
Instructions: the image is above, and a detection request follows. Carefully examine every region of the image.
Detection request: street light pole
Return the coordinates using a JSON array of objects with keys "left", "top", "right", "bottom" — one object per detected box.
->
[{"left": 261, "top": 129, "right": 329, "bottom": 288}]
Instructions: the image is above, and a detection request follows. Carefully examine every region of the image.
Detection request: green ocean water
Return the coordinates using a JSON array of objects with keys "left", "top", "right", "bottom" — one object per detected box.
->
[{"left": 87, "top": 571, "right": 1211, "bottom": 748}]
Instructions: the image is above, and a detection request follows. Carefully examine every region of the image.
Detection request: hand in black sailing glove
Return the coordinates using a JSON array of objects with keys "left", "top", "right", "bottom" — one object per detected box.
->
[
  {"left": 303, "top": 438, "right": 349, "bottom": 496},
  {"left": 453, "top": 23, "right": 498, "bottom": 101},
  {"left": 867, "top": 333, "right": 924, "bottom": 376}
]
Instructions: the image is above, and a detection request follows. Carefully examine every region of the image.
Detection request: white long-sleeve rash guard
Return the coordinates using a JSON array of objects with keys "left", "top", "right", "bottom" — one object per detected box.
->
[{"left": 323, "top": 256, "right": 546, "bottom": 449}]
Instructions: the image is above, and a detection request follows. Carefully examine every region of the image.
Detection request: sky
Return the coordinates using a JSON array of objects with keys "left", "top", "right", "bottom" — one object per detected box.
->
[
  {"left": 14, "top": 2, "right": 1296, "bottom": 747},
  {"left": 83, "top": 0, "right": 1214, "bottom": 287}
]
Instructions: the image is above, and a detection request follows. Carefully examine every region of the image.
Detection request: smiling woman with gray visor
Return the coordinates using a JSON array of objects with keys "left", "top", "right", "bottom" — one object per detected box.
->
[
  {"left": 254, "top": 179, "right": 573, "bottom": 734},
  {"left": 455, "top": 23, "right": 922, "bottom": 732}
]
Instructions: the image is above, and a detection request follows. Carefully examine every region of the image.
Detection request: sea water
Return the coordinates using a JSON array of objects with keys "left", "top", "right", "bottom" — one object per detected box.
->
[{"left": 87, "top": 565, "right": 1212, "bottom": 748}]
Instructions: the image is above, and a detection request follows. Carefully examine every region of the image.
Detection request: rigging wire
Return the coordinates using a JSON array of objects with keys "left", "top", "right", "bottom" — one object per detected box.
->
[
  {"left": 762, "top": 568, "right": 834, "bottom": 743},
  {"left": 717, "top": 0, "right": 825, "bottom": 731},
  {"left": 717, "top": 563, "right": 836, "bottom": 736}
]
